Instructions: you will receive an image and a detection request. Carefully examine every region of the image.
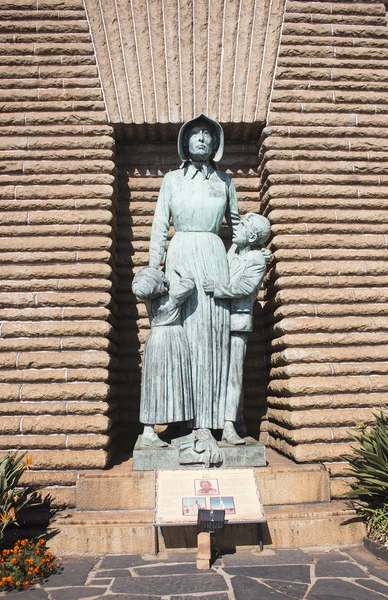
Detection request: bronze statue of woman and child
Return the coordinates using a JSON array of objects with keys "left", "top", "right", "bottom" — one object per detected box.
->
[{"left": 132, "top": 114, "right": 271, "bottom": 465}]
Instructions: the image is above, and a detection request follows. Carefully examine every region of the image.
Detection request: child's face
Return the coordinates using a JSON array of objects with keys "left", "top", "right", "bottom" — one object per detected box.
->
[{"left": 233, "top": 218, "right": 252, "bottom": 248}]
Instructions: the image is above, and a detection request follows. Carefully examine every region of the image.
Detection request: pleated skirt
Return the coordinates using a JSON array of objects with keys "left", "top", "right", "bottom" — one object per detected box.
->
[
  {"left": 166, "top": 231, "right": 230, "bottom": 430},
  {"left": 139, "top": 325, "right": 194, "bottom": 425}
]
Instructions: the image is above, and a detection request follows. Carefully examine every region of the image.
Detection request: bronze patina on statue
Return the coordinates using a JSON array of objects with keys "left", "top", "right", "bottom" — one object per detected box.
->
[{"left": 132, "top": 114, "right": 271, "bottom": 469}]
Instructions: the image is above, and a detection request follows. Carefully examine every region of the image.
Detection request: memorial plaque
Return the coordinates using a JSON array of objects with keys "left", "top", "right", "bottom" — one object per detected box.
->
[{"left": 154, "top": 468, "right": 266, "bottom": 526}]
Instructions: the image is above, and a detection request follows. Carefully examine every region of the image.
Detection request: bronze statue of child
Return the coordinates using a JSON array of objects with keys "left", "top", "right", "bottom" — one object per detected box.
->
[
  {"left": 203, "top": 213, "right": 271, "bottom": 445},
  {"left": 132, "top": 267, "right": 195, "bottom": 448}
]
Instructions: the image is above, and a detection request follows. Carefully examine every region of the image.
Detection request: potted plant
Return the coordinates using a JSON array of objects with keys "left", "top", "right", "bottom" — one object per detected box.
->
[{"left": 346, "top": 409, "right": 388, "bottom": 562}]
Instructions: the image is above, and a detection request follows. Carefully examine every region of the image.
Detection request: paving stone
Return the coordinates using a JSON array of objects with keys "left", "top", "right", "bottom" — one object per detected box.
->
[
  {"left": 164, "top": 552, "right": 198, "bottom": 562},
  {"left": 4, "top": 546, "right": 386, "bottom": 600},
  {"left": 48, "top": 586, "right": 107, "bottom": 600},
  {"left": 100, "top": 596, "right": 160, "bottom": 600},
  {"left": 265, "top": 581, "right": 309, "bottom": 599},
  {"left": 315, "top": 560, "right": 366, "bottom": 578},
  {"left": 1, "top": 588, "right": 50, "bottom": 599},
  {"left": 344, "top": 547, "right": 388, "bottom": 583},
  {"left": 221, "top": 549, "right": 311, "bottom": 566},
  {"left": 42, "top": 557, "right": 99, "bottom": 588},
  {"left": 308, "top": 579, "right": 384, "bottom": 600},
  {"left": 86, "top": 577, "right": 113, "bottom": 585},
  {"left": 93, "top": 569, "right": 132, "bottom": 578},
  {"left": 355, "top": 579, "right": 388, "bottom": 596},
  {"left": 99, "top": 555, "right": 150, "bottom": 569},
  {"left": 231, "top": 575, "right": 291, "bottom": 600},
  {"left": 133, "top": 563, "right": 199, "bottom": 576},
  {"left": 224, "top": 564, "right": 311, "bottom": 583},
  {"left": 173, "top": 595, "right": 229, "bottom": 600},
  {"left": 306, "top": 551, "right": 351, "bottom": 563},
  {"left": 364, "top": 538, "right": 388, "bottom": 564},
  {"left": 111, "top": 574, "right": 228, "bottom": 595}
]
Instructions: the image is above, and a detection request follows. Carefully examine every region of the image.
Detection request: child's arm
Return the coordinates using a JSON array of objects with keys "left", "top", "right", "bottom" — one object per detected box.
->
[
  {"left": 169, "top": 275, "right": 196, "bottom": 306},
  {"left": 203, "top": 255, "right": 266, "bottom": 299}
]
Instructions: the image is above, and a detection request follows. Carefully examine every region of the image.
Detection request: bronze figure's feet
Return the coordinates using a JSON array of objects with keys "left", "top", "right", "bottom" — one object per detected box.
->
[
  {"left": 139, "top": 430, "right": 168, "bottom": 448},
  {"left": 222, "top": 422, "right": 246, "bottom": 445}
]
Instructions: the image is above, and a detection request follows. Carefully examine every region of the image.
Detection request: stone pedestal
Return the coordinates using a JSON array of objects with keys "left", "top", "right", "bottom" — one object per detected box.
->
[
  {"left": 133, "top": 436, "right": 266, "bottom": 471},
  {"left": 196, "top": 532, "right": 211, "bottom": 570}
]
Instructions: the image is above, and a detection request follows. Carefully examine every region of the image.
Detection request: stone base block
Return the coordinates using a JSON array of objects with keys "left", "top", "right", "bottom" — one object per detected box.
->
[
  {"left": 76, "top": 450, "right": 330, "bottom": 511},
  {"left": 45, "top": 501, "right": 366, "bottom": 556},
  {"left": 133, "top": 436, "right": 266, "bottom": 471}
]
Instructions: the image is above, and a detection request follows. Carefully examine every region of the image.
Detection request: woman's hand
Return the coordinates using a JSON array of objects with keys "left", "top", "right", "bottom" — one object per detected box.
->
[{"left": 203, "top": 279, "right": 215, "bottom": 293}]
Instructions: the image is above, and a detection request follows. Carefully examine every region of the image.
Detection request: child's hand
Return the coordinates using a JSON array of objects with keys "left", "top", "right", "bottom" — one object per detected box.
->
[
  {"left": 203, "top": 279, "right": 215, "bottom": 293},
  {"left": 261, "top": 247, "right": 272, "bottom": 264}
]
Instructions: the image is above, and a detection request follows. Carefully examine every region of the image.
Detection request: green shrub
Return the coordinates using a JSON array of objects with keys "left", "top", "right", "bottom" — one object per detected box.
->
[
  {"left": 363, "top": 503, "right": 388, "bottom": 550},
  {"left": 347, "top": 409, "right": 388, "bottom": 505},
  {"left": 0, "top": 452, "right": 34, "bottom": 546},
  {"left": 347, "top": 409, "right": 388, "bottom": 546}
]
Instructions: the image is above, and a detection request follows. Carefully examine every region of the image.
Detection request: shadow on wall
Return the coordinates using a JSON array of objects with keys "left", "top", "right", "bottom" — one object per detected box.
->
[{"left": 113, "top": 126, "right": 270, "bottom": 452}]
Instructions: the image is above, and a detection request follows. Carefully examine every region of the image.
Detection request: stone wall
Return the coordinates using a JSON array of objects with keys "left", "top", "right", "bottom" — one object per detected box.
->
[
  {"left": 3, "top": 0, "right": 388, "bottom": 506},
  {"left": 261, "top": 0, "right": 388, "bottom": 497},
  {"left": 0, "top": 0, "right": 117, "bottom": 506}
]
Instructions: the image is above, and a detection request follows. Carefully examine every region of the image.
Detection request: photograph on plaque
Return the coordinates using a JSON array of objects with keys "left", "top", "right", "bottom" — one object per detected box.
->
[
  {"left": 155, "top": 468, "right": 266, "bottom": 526},
  {"left": 210, "top": 496, "right": 236, "bottom": 515},
  {"left": 194, "top": 479, "right": 219, "bottom": 496},
  {"left": 182, "top": 497, "right": 206, "bottom": 516}
]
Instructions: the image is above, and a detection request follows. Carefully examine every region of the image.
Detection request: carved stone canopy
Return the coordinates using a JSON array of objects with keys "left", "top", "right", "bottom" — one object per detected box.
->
[{"left": 83, "top": 0, "right": 286, "bottom": 132}]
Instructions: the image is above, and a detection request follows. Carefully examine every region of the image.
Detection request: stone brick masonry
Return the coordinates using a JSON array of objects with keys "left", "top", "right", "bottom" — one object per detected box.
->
[
  {"left": 0, "top": 0, "right": 117, "bottom": 507},
  {"left": 2, "top": 0, "right": 388, "bottom": 507},
  {"left": 260, "top": 0, "right": 388, "bottom": 497}
]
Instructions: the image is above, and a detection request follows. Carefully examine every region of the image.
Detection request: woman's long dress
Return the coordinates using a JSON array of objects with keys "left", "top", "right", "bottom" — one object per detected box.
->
[{"left": 148, "top": 162, "right": 240, "bottom": 429}]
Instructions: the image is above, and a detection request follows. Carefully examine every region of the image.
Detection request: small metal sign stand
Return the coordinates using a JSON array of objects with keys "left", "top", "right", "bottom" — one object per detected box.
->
[{"left": 196, "top": 509, "right": 225, "bottom": 569}]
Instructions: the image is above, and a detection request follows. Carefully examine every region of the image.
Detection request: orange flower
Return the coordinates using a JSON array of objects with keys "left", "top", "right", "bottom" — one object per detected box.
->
[
  {"left": 26, "top": 454, "right": 32, "bottom": 468},
  {"left": 38, "top": 539, "right": 45, "bottom": 546},
  {"left": 23, "top": 581, "right": 30, "bottom": 587}
]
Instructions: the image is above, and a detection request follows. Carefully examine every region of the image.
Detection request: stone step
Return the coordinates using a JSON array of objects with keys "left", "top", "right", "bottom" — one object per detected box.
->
[
  {"left": 76, "top": 450, "right": 330, "bottom": 511},
  {"left": 46, "top": 500, "right": 365, "bottom": 556}
]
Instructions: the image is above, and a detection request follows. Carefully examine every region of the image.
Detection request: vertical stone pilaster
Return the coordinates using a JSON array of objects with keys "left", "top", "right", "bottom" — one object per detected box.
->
[
  {"left": 0, "top": 0, "right": 118, "bottom": 506},
  {"left": 261, "top": 0, "right": 388, "bottom": 497}
]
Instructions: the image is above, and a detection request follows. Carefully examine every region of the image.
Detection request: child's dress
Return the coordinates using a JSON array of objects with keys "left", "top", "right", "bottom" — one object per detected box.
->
[{"left": 139, "top": 276, "right": 195, "bottom": 425}]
